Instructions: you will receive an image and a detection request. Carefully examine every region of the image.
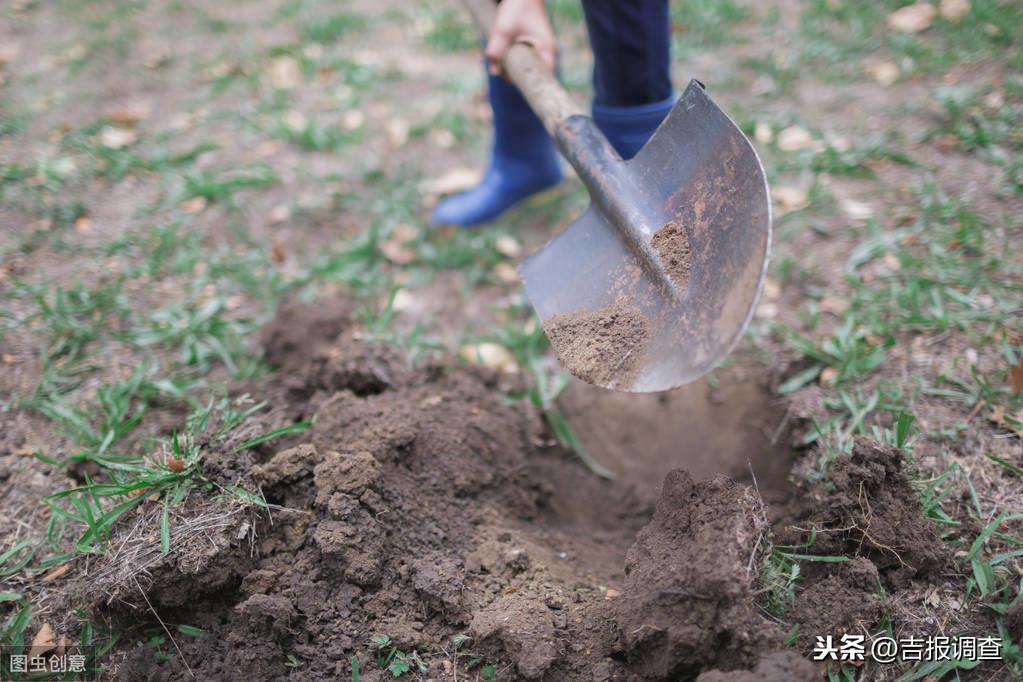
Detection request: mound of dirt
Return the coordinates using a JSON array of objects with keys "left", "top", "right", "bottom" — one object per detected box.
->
[
  {"left": 96, "top": 300, "right": 804, "bottom": 680},
  {"left": 801, "top": 439, "right": 946, "bottom": 588},
  {"left": 615, "top": 470, "right": 778, "bottom": 679},
  {"left": 543, "top": 300, "right": 649, "bottom": 389}
]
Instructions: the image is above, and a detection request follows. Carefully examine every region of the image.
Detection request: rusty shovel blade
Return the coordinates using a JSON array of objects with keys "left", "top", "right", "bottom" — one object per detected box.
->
[{"left": 521, "top": 81, "right": 771, "bottom": 393}]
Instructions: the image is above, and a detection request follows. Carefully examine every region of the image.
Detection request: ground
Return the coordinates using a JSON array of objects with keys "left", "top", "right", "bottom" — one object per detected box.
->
[{"left": 1, "top": 0, "right": 1022, "bottom": 680}]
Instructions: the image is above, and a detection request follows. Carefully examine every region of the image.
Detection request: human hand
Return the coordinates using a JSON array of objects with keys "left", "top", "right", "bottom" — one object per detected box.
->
[{"left": 484, "top": 0, "right": 556, "bottom": 76}]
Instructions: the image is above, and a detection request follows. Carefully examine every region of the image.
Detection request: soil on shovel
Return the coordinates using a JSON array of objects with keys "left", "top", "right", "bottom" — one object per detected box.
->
[
  {"left": 543, "top": 300, "right": 650, "bottom": 389},
  {"left": 651, "top": 217, "right": 692, "bottom": 291},
  {"left": 93, "top": 300, "right": 811, "bottom": 681}
]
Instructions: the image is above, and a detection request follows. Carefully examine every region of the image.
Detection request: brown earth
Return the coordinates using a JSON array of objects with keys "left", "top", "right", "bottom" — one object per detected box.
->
[
  {"left": 651, "top": 218, "right": 692, "bottom": 292},
  {"left": 543, "top": 300, "right": 650, "bottom": 390},
  {"left": 90, "top": 300, "right": 815, "bottom": 681},
  {"left": 8, "top": 301, "right": 969, "bottom": 681}
]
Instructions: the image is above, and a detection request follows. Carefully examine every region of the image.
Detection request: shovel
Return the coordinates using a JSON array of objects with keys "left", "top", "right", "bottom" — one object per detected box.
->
[{"left": 461, "top": 0, "right": 771, "bottom": 393}]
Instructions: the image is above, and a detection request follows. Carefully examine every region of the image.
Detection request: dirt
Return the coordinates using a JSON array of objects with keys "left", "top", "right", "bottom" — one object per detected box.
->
[
  {"left": 787, "top": 438, "right": 947, "bottom": 589},
  {"left": 89, "top": 300, "right": 809, "bottom": 681},
  {"left": 542, "top": 300, "right": 650, "bottom": 389},
  {"left": 651, "top": 218, "right": 692, "bottom": 291}
]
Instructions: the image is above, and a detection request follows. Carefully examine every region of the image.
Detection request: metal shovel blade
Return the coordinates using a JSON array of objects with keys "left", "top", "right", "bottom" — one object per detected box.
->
[{"left": 521, "top": 81, "right": 771, "bottom": 393}]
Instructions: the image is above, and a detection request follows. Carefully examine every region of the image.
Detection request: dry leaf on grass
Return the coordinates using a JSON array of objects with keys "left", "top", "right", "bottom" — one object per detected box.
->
[
  {"left": 887, "top": 3, "right": 936, "bottom": 33},
  {"left": 820, "top": 366, "right": 839, "bottom": 387},
  {"left": 342, "top": 110, "right": 365, "bottom": 130},
  {"left": 1010, "top": 360, "right": 1023, "bottom": 395},
  {"left": 180, "top": 197, "right": 207, "bottom": 214},
  {"left": 494, "top": 235, "right": 522, "bottom": 258},
  {"left": 380, "top": 238, "right": 415, "bottom": 265},
  {"left": 753, "top": 121, "right": 773, "bottom": 145},
  {"left": 265, "top": 55, "right": 301, "bottom": 90},
  {"left": 939, "top": 0, "right": 970, "bottom": 22},
  {"left": 492, "top": 262, "right": 520, "bottom": 285},
  {"left": 391, "top": 289, "right": 415, "bottom": 312},
  {"left": 30, "top": 623, "right": 55, "bottom": 657},
  {"left": 106, "top": 102, "right": 150, "bottom": 126},
  {"left": 459, "top": 343, "right": 519, "bottom": 374},
  {"left": 99, "top": 125, "right": 138, "bottom": 149},
  {"left": 776, "top": 125, "right": 814, "bottom": 152},
  {"left": 384, "top": 118, "right": 410, "bottom": 148},
  {"left": 73, "top": 216, "right": 93, "bottom": 234},
  {"left": 865, "top": 61, "right": 900, "bottom": 87},
  {"left": 269, "top": 204, "right": 290, "bottom": 223},
  {"left": 270, "top": 241, "right": 287, "bottom": 264},
  {"left": 773, "top": 186, "right": 809, "bottom": 214},
  {"left": 840, "top": 198, "right": 874, "bottom": 221},
  {"left": 419, "top": 168, "right": 480, "bottom": 196}
]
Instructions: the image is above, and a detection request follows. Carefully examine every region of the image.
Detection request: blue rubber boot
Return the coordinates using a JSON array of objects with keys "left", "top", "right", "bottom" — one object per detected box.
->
[
  {"left": 592, "top": 94, "right": 675, "bottom": 160},
  {"left": 431, "top": 71, "right": 562, "bottom": 227}
]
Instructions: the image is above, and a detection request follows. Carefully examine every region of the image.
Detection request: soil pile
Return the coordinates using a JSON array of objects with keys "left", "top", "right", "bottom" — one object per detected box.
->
[
  {"left": 615, "top": 470, "right": 776, "bottom": 679},
  {"left": 543, "top": 300, "right": 649, "bottom": 389},
  {"left": 780, "top": 438, "right": 948, "bottom": 651},
  {"left": 96, "top": 300, "right": 804, "bottom": 680},
  {"left": 651, "top": 218, "right": 692, "bottom": 291}
]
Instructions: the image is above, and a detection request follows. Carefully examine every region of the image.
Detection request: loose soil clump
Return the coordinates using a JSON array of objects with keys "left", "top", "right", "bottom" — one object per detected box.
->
[
  {"left": 543, "top": 300, "right": 650, "bottom": 389},
  {"left": 651, "top": 217, "right": 692, "bottom": 291},
  {"left": 91, "top": 300, "right": 803, "bottom": 680}
]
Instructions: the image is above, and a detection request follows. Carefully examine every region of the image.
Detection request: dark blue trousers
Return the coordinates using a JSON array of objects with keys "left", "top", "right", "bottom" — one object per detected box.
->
[{"left": 580, "top": 0, "right": 673, "bottom": 107}]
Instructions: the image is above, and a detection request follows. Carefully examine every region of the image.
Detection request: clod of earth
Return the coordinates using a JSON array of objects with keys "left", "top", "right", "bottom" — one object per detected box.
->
[
  {"left": 543, "top": 300, "right": 650, "bottom": 389},
  {"left": 651, "top": 217, "right": 692, "bottom": 291}
]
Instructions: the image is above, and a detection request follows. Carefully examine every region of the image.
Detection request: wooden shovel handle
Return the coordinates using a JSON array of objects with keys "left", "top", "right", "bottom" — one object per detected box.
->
[{"left": 460, "top": 0, "right": 585, "bottom": 135}]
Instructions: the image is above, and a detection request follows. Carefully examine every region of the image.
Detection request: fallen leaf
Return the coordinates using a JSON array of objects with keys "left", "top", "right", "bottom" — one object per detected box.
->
[
  {"left": 73, "top": 216, "right": 93, "bottom": 234},
  {"left": 180, "top": 196, "right": 207, "bottom": 214},
  {"left": 419, "top": 168, "right": 480, "bottom": 196},
  {"left": 106, "top": 102, "right": 150, "bottom": 126},
  {"left": 384, "top": 117, "right": 410, "bottom": 148},
  {"left": 982, "top": 90, "right": 1004, "bottom": 109},
  {"left": 773, "top": 185, "right": 809, "bottom": 214},
  {"left": 1, "top": 353, "right": 16, "bottom": 364},
  {"left": 391, "top": 289, "right": 415, "bottom": 312},
  {"left": 167, "top": 457, "right": 186, "bottom": 473},
  {"left": 41, "top": 564, "right": 71, "bottom": 584},
  {"left": 270, "top": 241, "right": 286, "bottom": 264},
  {"left": 776, "top": 125, "right": 814, "bottom": 152},
  {"left": 30, "top": 623, "right": 55, "bottom": 658},
  {"left": 460, "top": 343, "right": 518, "bottom": 374},
  {"left": 755, "top": 302, "right": 778, "bottom": 319},
  {"left": 269, "top": 204, "right": 290, "bottom": 223},
  {"left": 99, "top": 125, "right": 138, "bottom": 149},
  {"left": 494, "top": 235, "right": 522, "bottom": 258},
  {"left": 753, "top": 121, "right": 773, "bottom": 145},
  {"left": 1010, "top": 360, "right": 1023, "bottom": 395},
  {"left": 603, "top": 588, "right": 622, "bottom": 599},
  {"left": 342, "top": 109, "right": 365, "bottom": 130},
  {"left": 429, "top": 128, "right": 456, "bottom": 149},
  {"left": 886, "top": 3, "right": 936, "bottom": 33},
  {"left": 840, "top": 198, "right": 874, "bottom": 221},
  {"left": 282, "top": 109, "right": 307, "bottom": 132},
  {"left": 820, "top": 366, "right": 839, "bottom": 386},
  {"left": 939, "top": 0, "right": 970, "bottom": 23},
  {"left": 265, "top": 55, "right": 301, "bottom": 90},
  {"left": 865, "top": 61, "right": 900, "bottom": 87},
  {"left": 492, "top": 262, "right": 519, "bottom": 285},
  {"left": 380, "top": 237, "right": 415, "bottom": 265}
]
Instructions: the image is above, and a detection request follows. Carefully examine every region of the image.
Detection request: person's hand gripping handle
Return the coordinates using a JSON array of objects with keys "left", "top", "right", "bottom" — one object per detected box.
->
[{"left": 461, "top": 0, "right": 585, "bottom": 136}]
